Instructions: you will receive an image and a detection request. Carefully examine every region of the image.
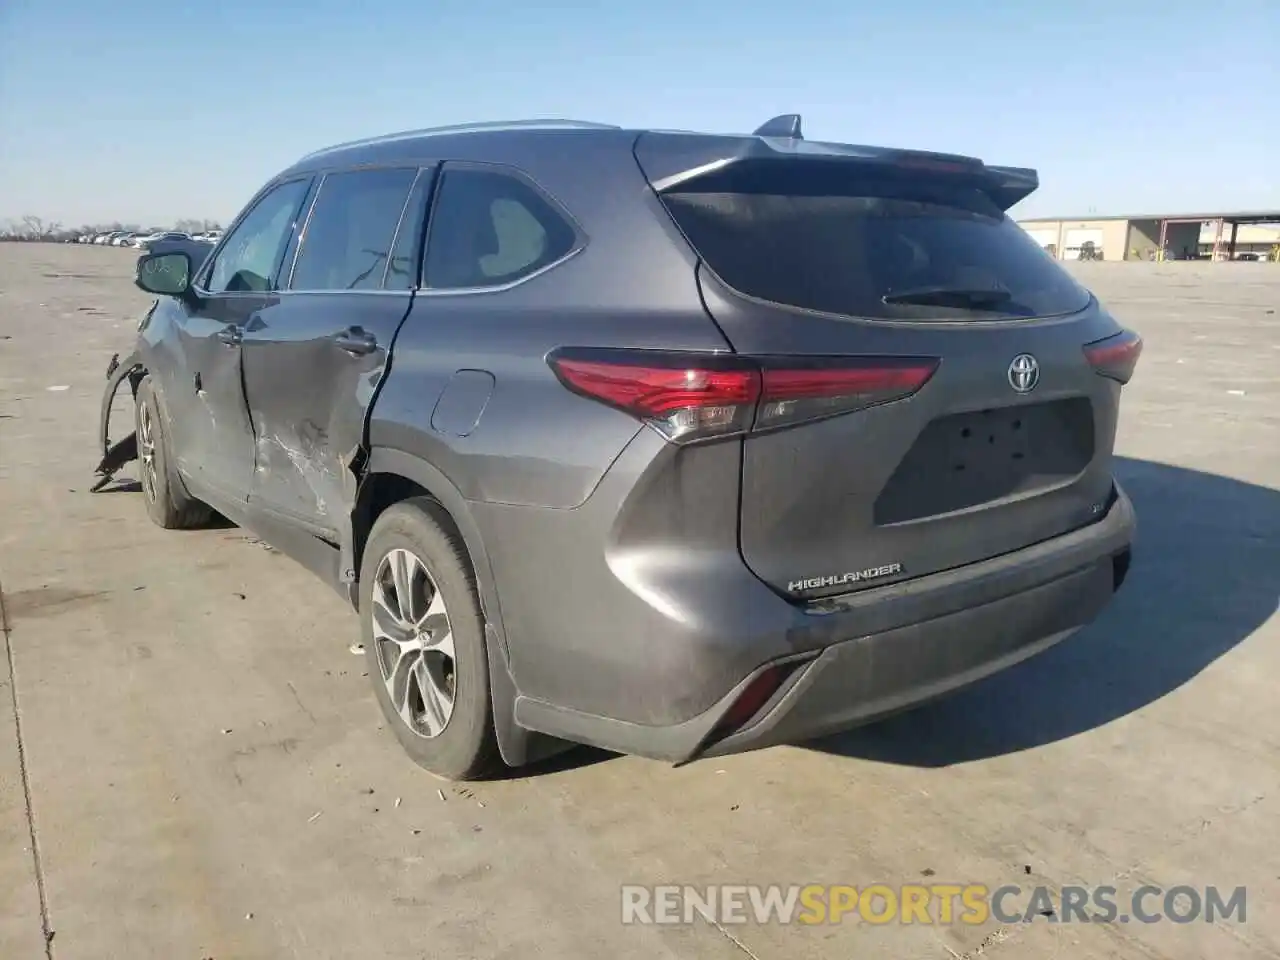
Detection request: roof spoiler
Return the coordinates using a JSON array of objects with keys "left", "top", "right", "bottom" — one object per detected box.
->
[
  {"left": 637, "top": 123, "right": 1040, "bottom": 211},
  {"left": 983, "top": 165, "right": 1039, "bottom": 211},
  {"left": 748, "top": 114, "right": 1035, "bottom": 209}
]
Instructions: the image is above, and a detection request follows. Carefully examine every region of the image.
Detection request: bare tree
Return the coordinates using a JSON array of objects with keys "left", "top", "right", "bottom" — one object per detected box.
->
[{"left": 0, "top": 215, "right": 65, "bottom": 242}]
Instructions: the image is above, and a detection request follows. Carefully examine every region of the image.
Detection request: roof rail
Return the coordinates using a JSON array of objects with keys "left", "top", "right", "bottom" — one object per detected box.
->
[
  {"left": 297, "top": 119, "right": 621, "bottom": 162},
  {"left": 753, "top": 114, "right": 803, "bottom": 139}
]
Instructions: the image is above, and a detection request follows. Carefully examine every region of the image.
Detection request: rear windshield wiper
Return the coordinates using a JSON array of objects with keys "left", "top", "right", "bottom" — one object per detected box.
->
[{"left": 882, "top": 285, "right": 1013, "bottom": 309}]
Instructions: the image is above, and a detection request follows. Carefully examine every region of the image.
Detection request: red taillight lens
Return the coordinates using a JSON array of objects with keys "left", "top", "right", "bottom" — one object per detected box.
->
[
  {"left": 548, "top": 349, "right": 937, "bottom": 443},
  {"left": 549, "top": 350, "right": 761, "bottom": 442},
  {"left": 757, "top": 357, "right": 939, "bottom": 430},
  {"left": 1084, "top": 330, "right": 1143, "bottom": 384}
]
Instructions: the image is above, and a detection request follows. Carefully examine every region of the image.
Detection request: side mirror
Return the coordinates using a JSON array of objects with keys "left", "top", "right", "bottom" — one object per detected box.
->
[{"left": 135, "top": 251, "right": 193, "bottom": 296}]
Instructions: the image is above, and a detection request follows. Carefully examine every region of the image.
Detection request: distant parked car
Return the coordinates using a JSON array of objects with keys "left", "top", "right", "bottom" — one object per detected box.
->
[
  {"left": 140, "top": 235, "right": 214, "bottom": 268},
  {"left": 136, "top": 231, "right": 189, "bottom": 251}
]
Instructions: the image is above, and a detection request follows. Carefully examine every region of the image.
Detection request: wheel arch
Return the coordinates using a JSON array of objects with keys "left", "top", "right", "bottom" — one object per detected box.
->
[
  {"left": 355, "top": 449, "right": 503, "bottom": 636},
  {"left": 355, "top": 449, "right": 565, "bottom": 768}
]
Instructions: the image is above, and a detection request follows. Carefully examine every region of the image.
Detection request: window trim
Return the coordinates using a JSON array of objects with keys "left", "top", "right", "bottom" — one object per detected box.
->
[
  {"left": 416, "top": 160, "right": 586, "bottom": 296},
  {"left": 192, "top": 176, "right": 315, "bottom": 298},
  {"left": 380, "top": 165, "right": 436, "bottom": 291},
  {"left": 281, "top": 163, "right": 425, "bottom": 296}
]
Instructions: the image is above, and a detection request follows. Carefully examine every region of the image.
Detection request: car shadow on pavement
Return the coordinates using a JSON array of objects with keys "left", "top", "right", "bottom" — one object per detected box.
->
[
  {"left": 809, "top": 456, "right": 1280, "bottom": 766},
  {"left": 94, "top": 478, "right": 144, "bottom": 493},
  {"left": 94, "top": 476, "right": 237, "bottom": 528}
]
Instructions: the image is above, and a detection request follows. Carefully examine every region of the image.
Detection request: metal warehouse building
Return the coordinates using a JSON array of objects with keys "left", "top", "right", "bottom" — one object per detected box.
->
[{"left": 1017, "top": 211, "right": 1280, "bottom": 262}]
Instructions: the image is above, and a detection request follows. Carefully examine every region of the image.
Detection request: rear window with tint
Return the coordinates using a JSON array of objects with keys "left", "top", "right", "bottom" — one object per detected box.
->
[{"left": 659, "top": 162, "right": 1091, "bottom": 320}]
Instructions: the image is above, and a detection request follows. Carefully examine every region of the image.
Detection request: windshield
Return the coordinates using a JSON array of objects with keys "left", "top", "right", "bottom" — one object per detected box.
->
[{"left": 659, "top": 161, "right": 1091, "bottom": 321}]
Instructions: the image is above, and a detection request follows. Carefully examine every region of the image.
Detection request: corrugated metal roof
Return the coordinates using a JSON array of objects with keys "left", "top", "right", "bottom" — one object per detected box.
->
[{"left": 1018, "top": 210, "right": 1280, "bottom": 224}]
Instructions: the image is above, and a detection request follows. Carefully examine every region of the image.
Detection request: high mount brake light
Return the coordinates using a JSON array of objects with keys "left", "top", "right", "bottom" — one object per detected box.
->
[
  {"left": 548, "top": 349, "right": 938, "bottom": 443},
  {"left": 1083, "top": 330, "right": 1143, "bottom": 384}
]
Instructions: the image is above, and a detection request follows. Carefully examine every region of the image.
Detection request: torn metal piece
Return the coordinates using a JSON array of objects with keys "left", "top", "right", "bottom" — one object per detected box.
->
[
  {"left": 91, "top": 434, "right": 138, "bottom": 491},
  {"left": 92, "top": 350, "right": 143, "bottom": 492}
]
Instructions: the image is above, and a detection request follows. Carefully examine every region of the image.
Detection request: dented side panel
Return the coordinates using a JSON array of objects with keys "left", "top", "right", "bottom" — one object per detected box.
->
[{"left": 238, "top": 291, "right": 414, "bottom": 552}]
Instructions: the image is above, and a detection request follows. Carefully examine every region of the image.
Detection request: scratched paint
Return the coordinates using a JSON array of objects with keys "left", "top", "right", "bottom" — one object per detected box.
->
[{"left": 261, "top": 430, "right": 340, "bottom": 516}]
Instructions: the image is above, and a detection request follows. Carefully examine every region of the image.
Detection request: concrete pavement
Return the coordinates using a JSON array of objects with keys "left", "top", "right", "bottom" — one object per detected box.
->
[{"left": 1, "top": 244, "right": 1277, "bottom": 959}]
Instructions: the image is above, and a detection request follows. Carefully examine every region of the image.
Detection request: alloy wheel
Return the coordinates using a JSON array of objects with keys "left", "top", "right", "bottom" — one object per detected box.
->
[
  {"left": 137, "top": 400, "right": 158, "bottom": 503},
  {"left": 371, "top": 548, "right": 456, "bottom": 738}
]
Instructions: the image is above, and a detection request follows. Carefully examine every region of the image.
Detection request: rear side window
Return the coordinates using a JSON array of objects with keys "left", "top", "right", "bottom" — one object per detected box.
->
[
  {"left": 290, "top": 167, "right": 418, "bottom": 291},
  {"left": 423, "top": 167, "right": 577, "bottom": 290},
  {"left": 659, "top": 161, "right": 1090, "bottom": 320}
]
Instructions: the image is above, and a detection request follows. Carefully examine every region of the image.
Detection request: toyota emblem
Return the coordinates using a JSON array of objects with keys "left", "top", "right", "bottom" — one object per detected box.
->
[{"left": 1008, "top": 354, "right": 1040, "bottom": 393}]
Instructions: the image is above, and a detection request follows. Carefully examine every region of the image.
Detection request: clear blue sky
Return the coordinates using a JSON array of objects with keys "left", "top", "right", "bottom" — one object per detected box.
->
[{"left": 1, "top": 0, "right": 1275, "bottom": 228}]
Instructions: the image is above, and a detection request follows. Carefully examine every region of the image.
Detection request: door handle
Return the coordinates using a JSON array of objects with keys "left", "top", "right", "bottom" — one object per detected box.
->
[
  {"left": 334, "top": 327, "right": 377, "bottom": 356},
  {"left": 217, "top": 326, "right": 243, "bottom": 347}
]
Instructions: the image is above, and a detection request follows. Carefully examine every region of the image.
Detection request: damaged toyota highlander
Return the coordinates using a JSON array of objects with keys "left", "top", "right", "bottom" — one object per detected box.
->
[{"left": 92, "top": 115, "right": 1140, "bottom": 780}]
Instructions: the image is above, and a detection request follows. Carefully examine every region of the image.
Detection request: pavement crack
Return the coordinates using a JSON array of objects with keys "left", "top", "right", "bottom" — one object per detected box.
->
[
  {"left": 1, "top": 578, "right": 56, "bottom": 958},
  {"left": 707, "top": 919, "right": 764, "bottom": 960},
  {"left": 1106, "top": 792, "right": 1269, "bottom": 887},
  {"left": 286, "top": 681, "right": 317, "bottom": 725},
  {"left": 944, "top": 924, "right": 1018, "bottom": 960}
]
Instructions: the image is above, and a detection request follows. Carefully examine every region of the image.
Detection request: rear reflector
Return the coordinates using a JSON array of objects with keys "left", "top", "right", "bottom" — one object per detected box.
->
[
  {"left": 709, "top": 662, "right": 802, "bottom": 741},
  {"left": 549, "top": 348, "right": 937, "bottom": 443},
  {"left": 1084, "top": 330, "right": 1143, "bottom": 384}
]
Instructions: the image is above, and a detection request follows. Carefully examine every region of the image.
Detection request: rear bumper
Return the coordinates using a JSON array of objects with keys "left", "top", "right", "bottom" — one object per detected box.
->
[
  {"left": 700, "top": 552, "right": 1116, "bottom": 759},
  {"left": 514, "top": 483, "right": 1135, "bottom": 763}
]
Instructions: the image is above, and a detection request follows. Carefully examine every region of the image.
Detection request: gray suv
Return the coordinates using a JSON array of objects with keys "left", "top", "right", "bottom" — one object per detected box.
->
[{"left": 93, "top": 115, "right": 1140, "bottom": 780}]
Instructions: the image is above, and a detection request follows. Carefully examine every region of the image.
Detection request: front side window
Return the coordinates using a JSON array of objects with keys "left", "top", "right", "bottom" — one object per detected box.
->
[
  {"left": 206, "top": 179, "right": 311, "bottom": 294},
  {"left": 423, "top": 167, "right": 577, "bottom": 290},
  {"left": 290, "top": 167, "right": 418, "bottom": 291}
]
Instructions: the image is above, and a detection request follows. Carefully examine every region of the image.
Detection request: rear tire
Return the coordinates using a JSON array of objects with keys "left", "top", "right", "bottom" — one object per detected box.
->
[
  {"left": 360, "top": 498, "right": 501, "bottom": 781},
  {"left": 134, "top": 376, "right": 212, "bottom": 530}
]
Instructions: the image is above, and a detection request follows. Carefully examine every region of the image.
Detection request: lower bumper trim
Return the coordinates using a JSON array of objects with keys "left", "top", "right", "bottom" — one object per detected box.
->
[
  {"left": 516, "top": 551, "right": 1122, "bottom": 764},
  {"left": 701, "top": 557, "right": 1115, "bottom": 759}
]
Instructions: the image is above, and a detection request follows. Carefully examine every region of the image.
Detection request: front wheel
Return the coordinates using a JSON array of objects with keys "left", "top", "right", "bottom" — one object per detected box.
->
[
  {"left": 134, "top": 377, "right": 211, "bottom": 529},
  {"left": 359, "top": 498, "right": 501, "bottom": 780}
]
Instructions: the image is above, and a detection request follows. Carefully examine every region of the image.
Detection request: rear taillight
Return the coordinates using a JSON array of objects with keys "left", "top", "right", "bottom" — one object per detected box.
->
[
  {"left": 548, "top": 348, "right": 937, "bottom": 443},
  {"left": 756, "top": 357, "right": 939, "bottom": 430},
  {"left": 549, "top": 350, "right": 760, "bottom": 442},
  {"left": 1084, "top": 330, "right": 1143, "bottom": 384}
]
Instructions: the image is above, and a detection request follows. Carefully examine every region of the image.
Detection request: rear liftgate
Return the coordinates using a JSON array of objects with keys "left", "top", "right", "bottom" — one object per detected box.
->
[{"left": 630, "top": 115, "right": 1143, "bottom": 604}]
